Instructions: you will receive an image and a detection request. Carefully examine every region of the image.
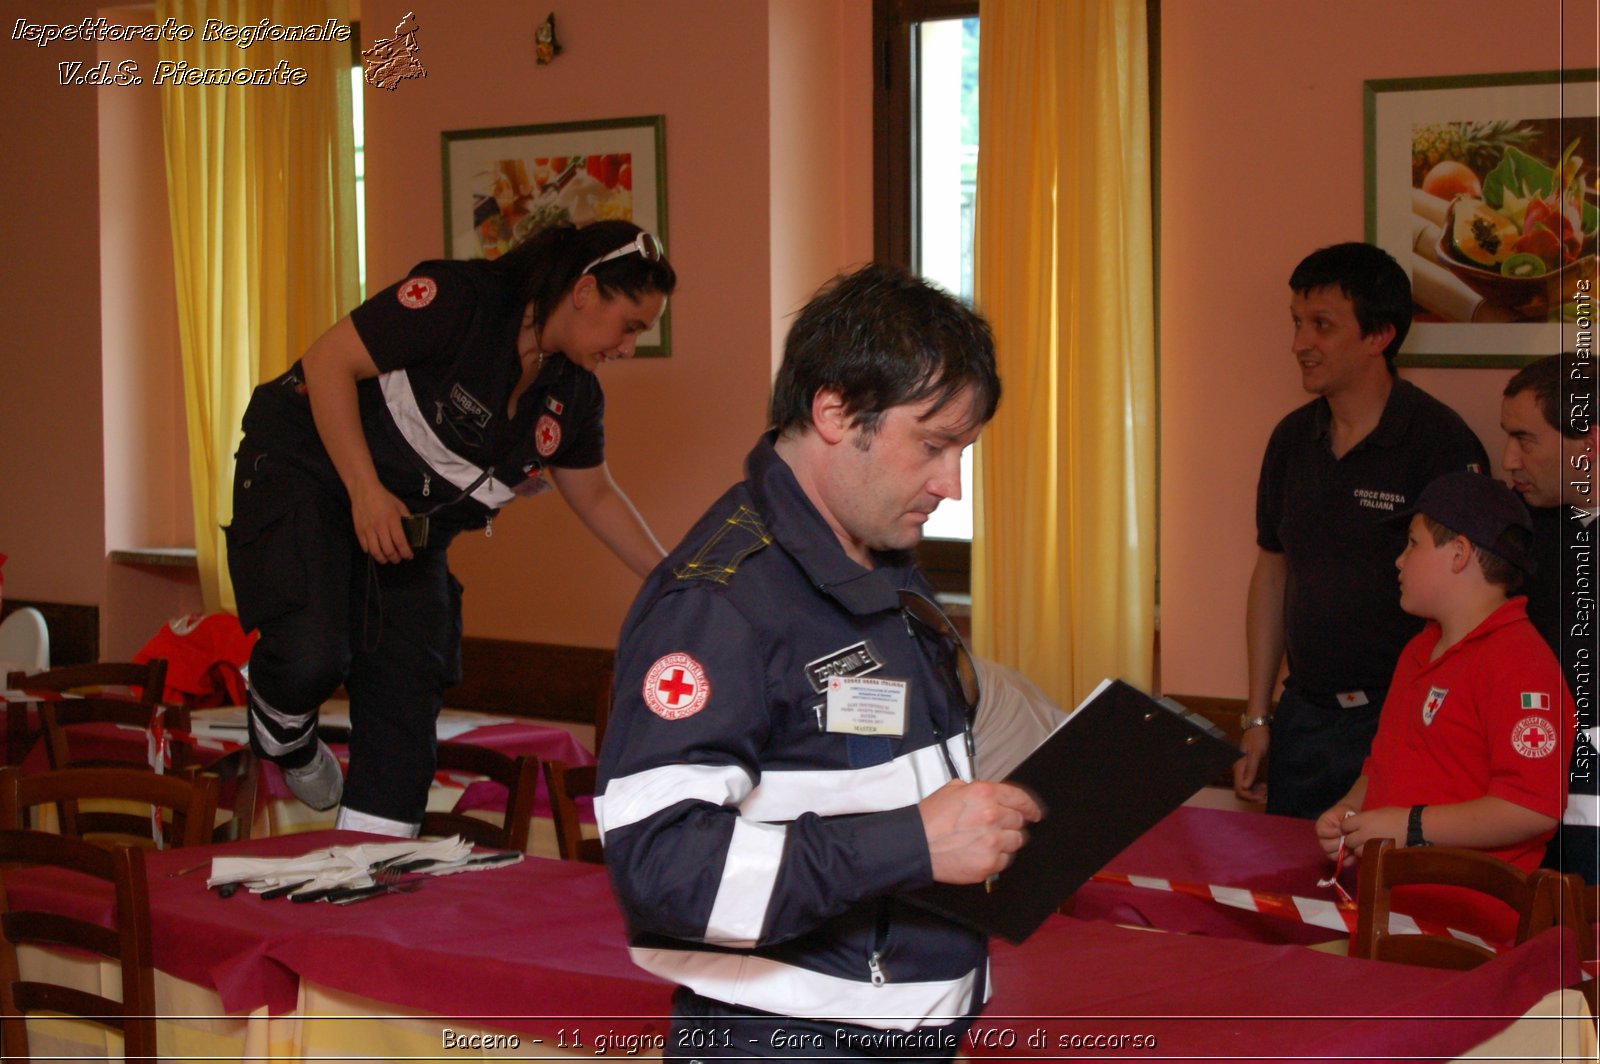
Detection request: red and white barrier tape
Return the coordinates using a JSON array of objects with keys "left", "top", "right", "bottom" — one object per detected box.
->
[
  {"left": 1088, "top": 870, "right": 1499, "bottom": 951},
  {"left": 1090, "top": 872, "right": 1600, "bottom": 978}
]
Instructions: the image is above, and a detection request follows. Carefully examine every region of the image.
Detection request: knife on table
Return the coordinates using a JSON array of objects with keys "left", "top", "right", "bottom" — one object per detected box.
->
[{"left": 390, "top": 850, "right": 523, "bottom": 874}]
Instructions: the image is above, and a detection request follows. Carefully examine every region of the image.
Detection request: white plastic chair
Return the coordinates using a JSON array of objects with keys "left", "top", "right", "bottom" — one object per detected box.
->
[{"left": 0, "top": 608, "right": 49, "bottom": 675}]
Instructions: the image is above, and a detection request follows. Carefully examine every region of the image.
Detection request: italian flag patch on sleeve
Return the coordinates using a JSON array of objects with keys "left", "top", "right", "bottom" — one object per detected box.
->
[{"left": 1521, "top": 692, "right": 1550, "bottom": 710}]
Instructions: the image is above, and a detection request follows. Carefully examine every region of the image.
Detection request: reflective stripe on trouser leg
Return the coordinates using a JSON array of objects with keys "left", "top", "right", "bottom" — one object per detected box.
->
[
  {"left": 247, "top": 680, "right": 317, "bottom": 759},
  {"left": 336, "top": 806, "right": 420, "bottom": 838}
]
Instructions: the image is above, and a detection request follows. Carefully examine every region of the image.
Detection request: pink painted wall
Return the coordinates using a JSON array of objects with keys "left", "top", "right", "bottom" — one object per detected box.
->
[
  {"left": 1, "top": 4, "right": 207, "bottom": 658},
  {"left": 100, "top": 21, "right": 189, "bottom": 556},
  {"left": 0, "top": 0, "right": 105, "bottom": 607},
  {"left": 98, "top": 14, "right": 205, "bottom": 658},
  {"left": 770, "top": 0, "right": 876, "bottom": 370},
  {"left": 1158, "top": 0, "right": 1598, "bottom": 698}
]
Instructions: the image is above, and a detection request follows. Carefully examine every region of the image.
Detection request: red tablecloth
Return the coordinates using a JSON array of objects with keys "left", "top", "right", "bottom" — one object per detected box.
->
[
  {"left": 981, "top": 917, "right": 1578, "bottom": 1062},
  {"left": 1069, "top": 805, "right": 1350, "bottom": 945},
  {"left": 8, "top": 830, "right": 1580, "bottom": 1058},
  {"left": 8, "top": 830, "right": 670, "bottom": 1041}
]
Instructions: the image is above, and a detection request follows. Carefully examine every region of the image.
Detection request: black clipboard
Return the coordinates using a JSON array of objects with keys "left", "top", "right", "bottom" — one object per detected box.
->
[{"left": 906, "top": 679, "right": 1240, "bottom": 944}]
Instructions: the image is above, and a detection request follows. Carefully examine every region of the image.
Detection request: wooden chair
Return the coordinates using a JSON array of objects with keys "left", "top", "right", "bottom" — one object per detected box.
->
[
  {"left": 1353, "top": 838, "right": 1554, "bottom": 969},
  {"left": 422, "top": 743, "right": 539, "bottom": 851},
  {"left": 0, "top": 766, "right": 218, "bottom": 851},
  {"left": 38, "top": 699, "right": 191, "bottom": 772},
  {"left": 174, "top": 745, "right": 261, "bottom": 844},
  {"left": 41, "top": 700, "right": 252, "bottom": 843},
  {"left": 6, "top": 660, "right": 169, "bottom": 767},
  {"left": 6, "top": 660, "right": 168, "bottom": 706},
  {"left": 1538, "top": 869, "right": 1599, "bottom": 1025},
  {"left": 0, "top": 829, "right": 155, "bottom": 1061},
  {"left": 544, "top": 761, "right": 602, "bottom": 864},
  {"left": 38, "top": 699, "right": 254, "bottom": 845}
]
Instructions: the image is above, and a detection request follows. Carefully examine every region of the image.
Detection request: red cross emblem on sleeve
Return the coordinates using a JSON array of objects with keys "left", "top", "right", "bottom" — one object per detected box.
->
[
  {"left": 643, "top": 653, "right": 711, "bottom": 721},
  {"left": 1511, "top": 716, "right": 1556, "bottom": 759},
  {"left": 397, "top": 276, "right": 437, "bottom": 309},
  {"left": 535, "top": 414, "right": 561, "bottom": 457}
]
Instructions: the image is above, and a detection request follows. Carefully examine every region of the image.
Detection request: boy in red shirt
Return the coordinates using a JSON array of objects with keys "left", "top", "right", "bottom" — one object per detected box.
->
[{"left": 1316, "top": 470, "right": 1569, "bottom": 943}]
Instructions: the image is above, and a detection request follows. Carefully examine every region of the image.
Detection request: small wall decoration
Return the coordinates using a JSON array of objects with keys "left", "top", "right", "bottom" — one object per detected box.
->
[
  {"left": 536, "top": 13, "right": 563, "bottom": 66},
  {"left": 362, "top": 10, "right": 426, "bottom": 91},
  {"left": 442, "top": 115, "right": 670, "bottom": 355},
  {"left": 1365, "top": 69, "right": 1598, "bottom": 367}
]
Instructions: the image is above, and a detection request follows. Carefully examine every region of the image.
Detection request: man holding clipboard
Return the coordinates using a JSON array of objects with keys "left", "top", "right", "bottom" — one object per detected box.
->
[{"left": 597, "top": 266, "right": 1041, "bottom": 1059}]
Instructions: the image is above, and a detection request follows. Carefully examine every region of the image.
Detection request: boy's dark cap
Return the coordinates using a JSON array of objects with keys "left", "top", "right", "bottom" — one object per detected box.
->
[{"left": 1399, "top": 470, "right": 1536, "bottom": 574}]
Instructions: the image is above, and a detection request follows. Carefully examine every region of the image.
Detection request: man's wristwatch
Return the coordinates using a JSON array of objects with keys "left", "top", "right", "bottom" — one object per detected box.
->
[
  {"left": 1239, "top": 713, "right": 1272, "bottom": 732},
  {"left": 1406, "top": 804, "right": 1431, "bottom": 847}
]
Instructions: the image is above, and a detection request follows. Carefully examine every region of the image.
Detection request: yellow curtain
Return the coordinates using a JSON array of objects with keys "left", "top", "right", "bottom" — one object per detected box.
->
[
  {"left": 972, "top": 0, "right": 1156, "bottom": 706},
  {"left": 159, "top": 0, "right": 358, "bottom": 611}
]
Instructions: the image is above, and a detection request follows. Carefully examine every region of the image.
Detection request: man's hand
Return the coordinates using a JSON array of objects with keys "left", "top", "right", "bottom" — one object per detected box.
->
[
  {"left": 1232, "top": 725, "right": 1269, "bottom": 803},
  {"left": 919, "top": 780, "right": 1042, "bottom": 885},
  {"left": 1239, "top": 549, "right": 1286, "bottom": 804}
]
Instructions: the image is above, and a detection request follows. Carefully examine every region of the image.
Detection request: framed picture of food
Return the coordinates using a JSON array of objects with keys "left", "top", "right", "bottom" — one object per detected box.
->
[
  {"left": 442, "top": 114, "right": 670, "bottom": 355},
  {"left": 1365, "top": 69, "right": 1597, "bottom": 367}
]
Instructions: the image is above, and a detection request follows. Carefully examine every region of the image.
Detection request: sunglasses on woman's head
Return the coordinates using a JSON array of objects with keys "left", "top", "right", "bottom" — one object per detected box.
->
[{"left": 582, "top": 232, "right": 665, "bottom": 275}]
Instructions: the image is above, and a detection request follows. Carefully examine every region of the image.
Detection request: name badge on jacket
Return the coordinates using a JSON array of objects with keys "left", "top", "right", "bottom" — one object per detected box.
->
[{"left": 825, "top": 676, "right": 908, "bottom": 737}]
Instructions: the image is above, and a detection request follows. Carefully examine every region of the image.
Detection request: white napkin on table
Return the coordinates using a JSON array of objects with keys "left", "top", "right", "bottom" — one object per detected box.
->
[{"left": 206, "top": 836, "right": 473, "bottom": 893}]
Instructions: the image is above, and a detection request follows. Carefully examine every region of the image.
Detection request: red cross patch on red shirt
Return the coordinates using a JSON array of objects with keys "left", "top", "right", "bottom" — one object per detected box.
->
[
  {"left": 643, "top": 653, "right": 711, "bottom": 721},
  {"left": 1511, "top": 715, "right": 1556, "bottom": 759}
]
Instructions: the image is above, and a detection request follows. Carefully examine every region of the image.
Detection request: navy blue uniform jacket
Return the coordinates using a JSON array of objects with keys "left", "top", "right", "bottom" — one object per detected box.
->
[{"left": 597, "top": 434, "right": 986, "bottom": 1030}]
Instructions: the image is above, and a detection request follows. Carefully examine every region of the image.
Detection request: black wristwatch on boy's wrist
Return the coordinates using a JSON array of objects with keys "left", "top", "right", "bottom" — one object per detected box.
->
[{"left": 1406, "top": 804, "right": 1431, "bottom": 847}]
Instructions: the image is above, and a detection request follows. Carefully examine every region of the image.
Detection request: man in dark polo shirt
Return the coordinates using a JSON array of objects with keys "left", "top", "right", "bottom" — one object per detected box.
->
[
  {"left": 1233, "top": 243, "right": 1488, "bottom": 818},
  {"left": 1501, "top": 352, "right": 1598, "bottom": 883}
]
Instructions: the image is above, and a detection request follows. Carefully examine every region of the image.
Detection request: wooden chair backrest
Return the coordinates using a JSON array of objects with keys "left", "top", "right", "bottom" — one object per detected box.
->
[
  {"left": 0, "top": 766, "right": 217, "bottom": 851},
  {"left": 1353, "top": 838, "right": 1552, "bottom": 970},
  {"left": 172, "top": 743, "right": 261, "bottom": 844},
  {"left": 6, "top": 661, "right": 169, "bottom": 769},
  {"left": 38, "top": 699, "right": 188, "bottom": 772},
  {"left": 0, "top": 828, "right": 156, "bottom": 1061},
  {"left": 1536, "top": 869, "right": 1599, "bottom": 1024},
  {"left": 422, "top": 743, "right": 538, "bottom": 852},
  {"left": 544, "top": 761, "right": 602, "bottom": 864},
  {"left": 7, "top": 660, "right": 168, "bottom": 707}
]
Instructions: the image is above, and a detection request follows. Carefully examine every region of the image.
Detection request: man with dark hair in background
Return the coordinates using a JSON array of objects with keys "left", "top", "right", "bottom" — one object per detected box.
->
[
  {"left": 1234, "top": 242, "right": 1489, "bottom": 817},
  {"left": 598, "top": 265, "right": 1041, "bottom": 1057},
  {"left": 1502, "top": 352, "right": 1598, "bottom": 883}
]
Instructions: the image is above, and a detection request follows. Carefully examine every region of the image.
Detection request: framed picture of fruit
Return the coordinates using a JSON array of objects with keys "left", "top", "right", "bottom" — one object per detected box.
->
[
  {"left": 442, "top": 114, "right": 671, "bottom": 355},
  {"left": 1365, "top": 70, "right": 1597, "bottom": 367}
]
